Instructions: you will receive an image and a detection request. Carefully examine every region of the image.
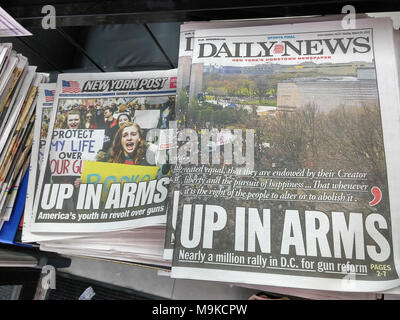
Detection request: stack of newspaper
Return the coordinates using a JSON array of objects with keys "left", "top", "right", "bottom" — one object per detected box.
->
[
  {"left": 0, "top": 42, "right": 47, "bottom": 237},
  {"left": 18, "top": 14, "right": 400, "bottom": 295},
  {"left": 22, "top": 70, "right": 177, "bottom": 268},
  {"left": 165, "top": 15, "right": 400, "bottom": 293}
]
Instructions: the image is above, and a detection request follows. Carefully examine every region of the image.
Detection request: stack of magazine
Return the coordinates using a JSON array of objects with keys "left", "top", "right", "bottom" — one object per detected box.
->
[
  {"left": 0, "top": 42, "right": 47, "bottom": 244},
  {"left": 23, "top": 70, "right": 177, "bottom": 268},
  {"left": 20, "top": 14, "right": 400, "bottom": 294}
]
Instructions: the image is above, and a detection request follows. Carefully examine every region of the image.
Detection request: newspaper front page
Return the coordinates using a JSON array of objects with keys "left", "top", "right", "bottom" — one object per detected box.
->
[
  {"left": 31, "top": 70, "right": 177, "bottom": 234},
  {"left": 170, "top": 18, "right": 400, "bottom": 292}
]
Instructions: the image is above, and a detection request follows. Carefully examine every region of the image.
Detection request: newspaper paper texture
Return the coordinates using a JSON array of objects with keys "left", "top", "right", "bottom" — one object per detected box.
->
[
  {"left": 164, "top": 15, "right": 371, "bottom": 260},
  {"left": 170, "top": 18, "right": 400, "bottom": 292},
  {"left": 0, "top": 7, "right": 31, "bottom": 37},
  {"left": 23, "top": 83, "right": 55, "bottom": 242},
  {"left": 31, "top": 70, "right": 177, "bottom": 233}
]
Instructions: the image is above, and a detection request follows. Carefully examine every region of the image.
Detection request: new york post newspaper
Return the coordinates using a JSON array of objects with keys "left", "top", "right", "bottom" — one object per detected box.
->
[{"left": 30, "top": 70, "right": 177, "bottom": 234}]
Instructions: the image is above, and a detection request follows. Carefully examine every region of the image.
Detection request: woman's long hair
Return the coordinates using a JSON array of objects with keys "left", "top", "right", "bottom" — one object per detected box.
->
[{"left": 108, "top": 122, "right": 145, "bottom": 164}]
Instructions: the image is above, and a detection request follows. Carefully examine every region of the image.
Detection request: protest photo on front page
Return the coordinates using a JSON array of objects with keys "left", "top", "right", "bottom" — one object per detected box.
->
[
  {"left": 31, "top": 70, "right": 177, "bottom": 234},
  {"left": 170, "top": 18, "right": 400, "bottom": 292}
]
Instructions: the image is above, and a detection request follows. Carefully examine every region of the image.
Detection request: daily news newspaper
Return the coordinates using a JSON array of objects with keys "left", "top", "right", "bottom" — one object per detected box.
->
[
  {"left": 30, "top": 70, "right": 177, "bottom": 234},
  {"left": 170, "top": 18, "right": 400, "bottom": 292},
  {"left": 23, "top": 83, "right": 55, "bottom": 242},
  {"left": 163, "top": 15, "right": 366, "bottom": 260}
]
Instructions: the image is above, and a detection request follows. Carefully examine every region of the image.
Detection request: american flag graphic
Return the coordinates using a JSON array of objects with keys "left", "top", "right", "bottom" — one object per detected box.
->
[
  {"left": 45, "top": 89, "right": 55, "bottom": 102},
  {"left": 62, "top": 80, "right": 81, "bottom": 93}
]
